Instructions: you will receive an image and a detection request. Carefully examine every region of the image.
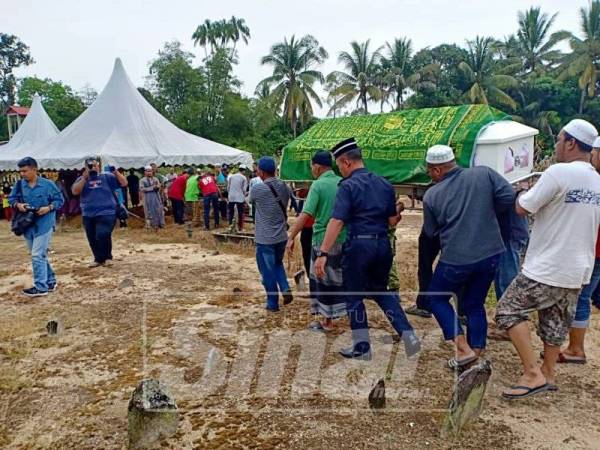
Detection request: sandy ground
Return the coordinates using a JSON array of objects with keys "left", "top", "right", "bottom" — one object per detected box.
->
[{"left": 1, "top": 211, "right": 600, "bottom": 449}]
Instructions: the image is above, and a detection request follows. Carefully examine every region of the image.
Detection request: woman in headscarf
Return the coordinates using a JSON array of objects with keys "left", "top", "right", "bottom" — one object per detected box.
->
[{"left": 140, "top": 166, "right": 165, "bottom": 230}]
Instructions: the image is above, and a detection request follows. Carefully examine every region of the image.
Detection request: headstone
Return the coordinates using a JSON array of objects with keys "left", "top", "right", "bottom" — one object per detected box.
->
[
  {"left": 442, "top": 359, "right": 492, "bottom": 438},
  {"left": 46, "top": 320, "right": 61, "bottom": 336},
  {"left": 368, "top": 378, "right": 386, "bottom": 410},
  {"left": 119, "top": 278, "right": 134, "bottom": 289},
  {"left": 128, "top": 379, "right": 179, "bottom": 449},
  {"left": 293, "top": 270, "right": 306, "bottom": 291}
]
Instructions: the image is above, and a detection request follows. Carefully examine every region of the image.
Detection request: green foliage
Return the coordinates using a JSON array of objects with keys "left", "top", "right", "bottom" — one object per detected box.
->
[
  {"left": 17, "top": 77, "right": 85, "bottom": 130},
  {"left": 258, "top": 35, "right": 328, "bottom": 137},
  {"left": 0, "top": 33, "right": 34, "bottom": 108}
]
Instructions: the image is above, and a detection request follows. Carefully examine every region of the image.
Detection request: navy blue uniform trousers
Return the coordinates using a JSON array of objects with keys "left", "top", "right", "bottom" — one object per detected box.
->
[{"left": 342, "top": 237, "right": 413, "bottom": 352}]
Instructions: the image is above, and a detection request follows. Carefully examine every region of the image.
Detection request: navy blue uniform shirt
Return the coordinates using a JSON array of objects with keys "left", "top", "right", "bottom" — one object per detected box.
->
[{"left": 331, "top": 168, "right": 397, "bottom": 236}]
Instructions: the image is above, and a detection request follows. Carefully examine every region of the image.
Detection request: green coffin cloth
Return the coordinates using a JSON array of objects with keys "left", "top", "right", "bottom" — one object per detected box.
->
[{"left": 280, "top": 104, "right": 510, "bottom": 185}]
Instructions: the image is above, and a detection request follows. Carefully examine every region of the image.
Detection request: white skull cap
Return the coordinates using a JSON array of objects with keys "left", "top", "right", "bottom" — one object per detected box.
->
[
  {"left": 426, "top": 145, "right": 455, "bottom": 164},
  {"left": 563, "top": 119, "right": 598, "bottom": 147}
]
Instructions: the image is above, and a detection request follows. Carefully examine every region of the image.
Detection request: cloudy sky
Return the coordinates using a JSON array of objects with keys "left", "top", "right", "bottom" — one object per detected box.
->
[{"left": 2, "top": 0, "right": 583, "bottom": 116}]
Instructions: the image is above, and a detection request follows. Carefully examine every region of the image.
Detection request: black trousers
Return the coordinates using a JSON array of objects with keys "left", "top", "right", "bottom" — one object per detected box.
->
[
  {"left": 170, "top": 198, "right": 185, "bottom": 224},
  {"left": 82, "top": 214, "right": 116, "bottom": 264},
  {"left": 227, "top": 202, "right": 244, "bottom": 230},
  {"left": 300, "top": 227, "right": 313, "bottom": 275}
]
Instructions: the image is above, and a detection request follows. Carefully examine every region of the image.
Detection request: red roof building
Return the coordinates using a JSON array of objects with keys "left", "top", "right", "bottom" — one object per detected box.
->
[{"left": 5, "top": 105, "right": 30, "bottom": 140}]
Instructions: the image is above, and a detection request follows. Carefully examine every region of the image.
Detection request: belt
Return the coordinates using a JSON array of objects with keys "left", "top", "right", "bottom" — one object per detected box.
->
[{"left": 349, "top": 233, "right": 388, "bottom": 240}]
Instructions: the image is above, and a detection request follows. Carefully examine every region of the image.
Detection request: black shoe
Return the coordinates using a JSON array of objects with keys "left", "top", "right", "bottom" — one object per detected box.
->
[
  {"left": 22, "top": 287, "right": 48, "bottom": 297},
  {"left": 47, "top": 282, "right": 58, "bottom": 292},
  {"left": 283, "top": 289, "right": 294, "bottom": 305},
  {"left": 339, "top": 346, "right": 372, "bottom": 360},
  {"left": 401, "top": 331, "right": 422, "bottom": 357}
]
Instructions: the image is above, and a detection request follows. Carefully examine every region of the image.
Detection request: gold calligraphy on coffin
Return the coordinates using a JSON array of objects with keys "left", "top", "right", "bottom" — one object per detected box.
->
[{"left": 281, "top": 105, "right": 511, "bottom": 183}]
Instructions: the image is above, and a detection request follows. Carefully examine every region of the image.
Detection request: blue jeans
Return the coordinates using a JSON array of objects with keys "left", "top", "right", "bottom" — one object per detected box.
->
[
  {"left": 342, "top": 237, "right": 413, "bottom": 352},
  {"left": 82, "top": 214, "right": 116, "bottom": 264},
  {"left": 428, "top": 254, "right": 500, "bottom": 349},
  {"left": 202, "top": 193, "right": 219, "bottom": 229},
  {"left": 24, "top": 229, "right": 56, "bottom": 292},
  {"left": 573, "top": 257, "right": 600, "bottom": 328},
  {"left": 256, "top": 241, "right": 290, "bottom": 310},
  {"left": 494, "top": 240, "right": 526, "bottom": 300}
]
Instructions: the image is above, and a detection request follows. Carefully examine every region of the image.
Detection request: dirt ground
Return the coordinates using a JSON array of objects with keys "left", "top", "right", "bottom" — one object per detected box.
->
[{"left": 1, "top": 210, "right": 600, "bottom": 449}]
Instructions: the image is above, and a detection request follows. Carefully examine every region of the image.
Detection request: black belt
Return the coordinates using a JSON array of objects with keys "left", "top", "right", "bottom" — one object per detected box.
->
[{"left": 349, "top": 233, "right": 388, "bottom": 240}]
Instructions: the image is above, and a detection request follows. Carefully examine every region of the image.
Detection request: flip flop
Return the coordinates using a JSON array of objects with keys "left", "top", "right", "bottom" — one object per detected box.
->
[
  {"left": 447, "top": 355, "right": 478, "bottom": 369},
  {"left": 547, "top": 384, "right": 559, "bottom": 392},
  {"left": 539, "top": 351, "right": 587, "bottom": 364},
  {"left": 502, "top": 383, "right": 551, "bottom": 400}
]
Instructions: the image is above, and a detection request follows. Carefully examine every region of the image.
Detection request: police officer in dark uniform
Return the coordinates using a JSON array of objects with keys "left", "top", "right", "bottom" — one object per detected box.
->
[{"left": 314, "top": 138, "right": 421, "bottom": 359}]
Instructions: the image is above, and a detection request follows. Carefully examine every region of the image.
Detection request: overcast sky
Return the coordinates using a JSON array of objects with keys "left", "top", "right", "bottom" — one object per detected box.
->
[{"left": 2, "top": 0, "right": 584, "bottom": 116}]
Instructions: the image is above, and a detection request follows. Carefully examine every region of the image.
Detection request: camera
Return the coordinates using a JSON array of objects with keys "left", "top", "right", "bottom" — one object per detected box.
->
[{"left": 85, "top": 158, "right": 96, "bottom": 170}]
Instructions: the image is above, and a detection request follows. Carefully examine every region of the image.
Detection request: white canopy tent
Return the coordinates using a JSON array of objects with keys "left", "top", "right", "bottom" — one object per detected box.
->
[
  {"left": 0, "top": 93, "right": 59, "bottom": 169},
  {"left": 11, "top": 58, "right": 253, "bottom": 170}
]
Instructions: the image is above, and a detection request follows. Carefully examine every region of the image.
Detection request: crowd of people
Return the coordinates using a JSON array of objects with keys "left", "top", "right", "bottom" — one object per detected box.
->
[{"left": 5, "top": 117, "right": 600, "bottom": 402}]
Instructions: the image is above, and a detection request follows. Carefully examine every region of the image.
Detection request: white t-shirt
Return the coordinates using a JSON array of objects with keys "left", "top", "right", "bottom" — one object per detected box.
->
[{"left": 519, "top": 161, "right": 600, "bottom": 288}]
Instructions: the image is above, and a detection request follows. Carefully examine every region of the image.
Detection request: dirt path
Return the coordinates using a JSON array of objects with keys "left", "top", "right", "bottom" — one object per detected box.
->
[{"left": 1, "top": 214, "right": 599, "bottom": 449}]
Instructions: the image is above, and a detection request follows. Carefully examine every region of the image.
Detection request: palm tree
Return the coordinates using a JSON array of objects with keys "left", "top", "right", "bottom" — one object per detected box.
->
[
  {"left": 330, "top": 40, "right": 383, "bottom": 114},
  {"left": 516, "top": 7, "right": 569, "bottom": 74},
  {"left": 558, "top": 0, "right": 600, "bottom": 113},
  {"left": 192, "top": 17, "right": 250, "bottom": 59},
  {"left": 458, "top": 36, "right": 519, "bottom": 110},
  {"left": 379, "top": 37, "right": 438, "bottom": 110},
  {"left": 257, "top": 35, "right": 328, "bottom": 136}
]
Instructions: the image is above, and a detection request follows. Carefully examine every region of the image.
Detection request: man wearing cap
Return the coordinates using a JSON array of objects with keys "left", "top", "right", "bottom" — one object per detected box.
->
[
  {"left": 422, "top": 144, "right": 514, "bottom": 369},
  {"left": 227, "top": 165, "right": 248, "bottom": 232},
  {"left": 249, "top": 156, "right": 293, "bottom": 311},
  {"left": 287, "top": 151, "right": 347, "bottom": 331},
  {"left": 314, "top": 138, "right": 420, "bottom": 359},
  {"left": 496, "top": 119, "right": 600, "bottom": 400},
  {"left": 557, "top": 136, "right": 600, "bottom": 365},
  {"left": 9, "top": 157, "right": 64, "bottom": 297}
]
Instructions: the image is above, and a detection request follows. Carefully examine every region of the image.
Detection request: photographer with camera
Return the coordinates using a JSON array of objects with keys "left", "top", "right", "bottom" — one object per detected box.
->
[
  {"left": 9, "top": 157, "right": 64, "bottom": 297},
  {"left": 72, "top": 157, "right": 127, "bottom": 268}
]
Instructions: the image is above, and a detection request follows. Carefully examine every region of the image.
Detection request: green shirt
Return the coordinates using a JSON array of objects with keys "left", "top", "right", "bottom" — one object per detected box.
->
[
  {"left": 185, "top": 175, "right": 200, "bottom": 201},
  {"left": 303, "top": 170, "right": 347, "bottom": 246}
]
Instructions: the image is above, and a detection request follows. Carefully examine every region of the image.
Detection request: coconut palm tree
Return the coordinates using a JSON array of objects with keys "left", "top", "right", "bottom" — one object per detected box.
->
[
  {"left": 558, "top": 0, "right": 600, "bottom": 113},
  {"left": 516, "top": 7, "right": 569, "bottom": 73},
  {"left": 330, "top": 40, "right": 383, "bottom": 114},
  {"left": 192, "top": 17, "right": 250, "bottom": 59},
  {"left": 257, "top": 35, "right": 328, "bottom": 136},
  {"left": 458, "top": 36, "right": 519, "bottom": 110}
]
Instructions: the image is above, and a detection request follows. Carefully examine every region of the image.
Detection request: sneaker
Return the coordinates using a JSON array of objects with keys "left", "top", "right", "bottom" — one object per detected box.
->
[
  {"left": 401, "top": 331, "right": 422, "bottom": 357},
  {"left": 88, "top": 261, "right": 102, "bottom": 268},
  {"left": 47, "top": 282, "right": 58, "bottom": 292},
  {"left": 22, "top": 287, "right": 48, "bottom": 297},
  {"left": 103, "top": 259, "right": 114, "bottom": 267}
]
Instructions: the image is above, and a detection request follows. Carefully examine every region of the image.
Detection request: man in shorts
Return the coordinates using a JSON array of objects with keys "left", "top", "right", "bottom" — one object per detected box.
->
[{"left": 496, "top": 119, "right": 600, "bottom": 400}]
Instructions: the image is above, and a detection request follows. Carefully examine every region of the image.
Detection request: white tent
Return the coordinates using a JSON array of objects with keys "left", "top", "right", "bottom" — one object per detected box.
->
[
  {"left": 22, "top": 58, "right": 253, "bottom": 170},
  {"left": 0, "top": 93, "right": 59, "bottom": 169}
]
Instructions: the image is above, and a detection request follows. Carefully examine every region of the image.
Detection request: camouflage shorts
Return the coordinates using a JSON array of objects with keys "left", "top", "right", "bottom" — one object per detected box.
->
[{"left": 495, "top": 273, "right": 580, "bottom": 347}]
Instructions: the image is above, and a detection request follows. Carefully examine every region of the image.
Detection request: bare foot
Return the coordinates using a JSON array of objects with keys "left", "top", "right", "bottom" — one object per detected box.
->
[{"left": 503, "top": 372, "right": 547, "bottom": 396}]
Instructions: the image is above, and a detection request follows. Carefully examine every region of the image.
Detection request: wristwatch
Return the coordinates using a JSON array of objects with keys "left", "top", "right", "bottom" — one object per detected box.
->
[
  {"left": 315, "top": 250, "right": 329, "bottom": 258},
  {"left": 49, "top": 204, "right": 55, "bottom": 211}
]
